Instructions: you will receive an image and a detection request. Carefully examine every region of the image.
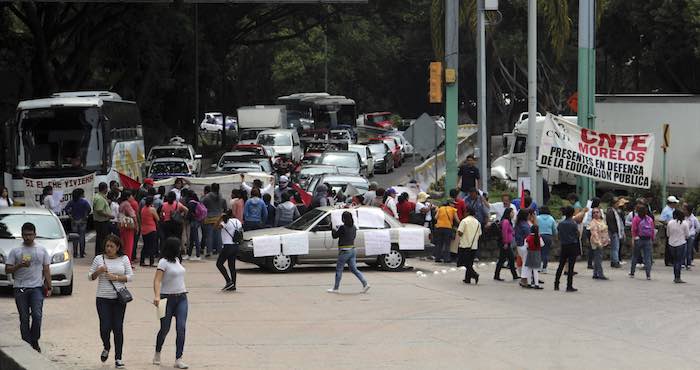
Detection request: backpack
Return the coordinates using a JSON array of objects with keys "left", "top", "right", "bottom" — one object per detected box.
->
[
  {"left": 639, "top": 216, "right": 654, "bottom": 238},
  {"left": 193, "top": 201, "right": 207, "bottom": 222}
]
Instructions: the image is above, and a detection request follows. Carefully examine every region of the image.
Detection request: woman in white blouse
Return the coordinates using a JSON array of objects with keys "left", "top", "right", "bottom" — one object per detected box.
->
[
  {"left": 0, "top": 186, "right": 13, "bottom": 208},
  {"left": 88, "top": 234, "right": 133, "bottom": 369}
]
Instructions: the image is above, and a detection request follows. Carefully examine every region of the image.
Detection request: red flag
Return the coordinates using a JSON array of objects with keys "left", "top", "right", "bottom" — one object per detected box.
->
[
  {"left": 290, "top": 183, "right": 312, "bottom": 207},
  {"left": 118, "top": 172, "right": 141, "bottom": 190},
  {"left": 520, "top": 180, "right": 525, "bottom": 210}
]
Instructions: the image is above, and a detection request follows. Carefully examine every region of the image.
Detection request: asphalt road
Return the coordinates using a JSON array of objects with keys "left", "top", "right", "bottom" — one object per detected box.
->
[{"left": 370, "top": 154, "right": 421, "bottom": 189}]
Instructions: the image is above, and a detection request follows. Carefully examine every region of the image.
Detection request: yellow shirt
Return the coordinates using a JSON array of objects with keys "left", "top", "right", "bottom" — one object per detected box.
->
[
  {"left": 457, "top": 216, "right": 482, "bottom": 249},
  {"left": 435, "top": 206, "right": 457, "bottom": 229}
]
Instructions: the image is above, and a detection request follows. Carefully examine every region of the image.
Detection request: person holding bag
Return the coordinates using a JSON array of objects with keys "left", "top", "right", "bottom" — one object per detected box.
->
[
  {"left": 217, "top": 210, "right": 244, "bottom": 291},
  {"left": 457, "top": 208, "right": 482, "bottom": 284},
  {"left": 432, "top": 200, "right": 459, "bottom": 263},
  {"left": 88, "top": 234, "right": 133, "bottom": 368},
  {"left": 588, "top": 208, "right": 610, "bottom": 280},
  {"left": 117, "top": 191, "right": 137, "bottom": 266}
]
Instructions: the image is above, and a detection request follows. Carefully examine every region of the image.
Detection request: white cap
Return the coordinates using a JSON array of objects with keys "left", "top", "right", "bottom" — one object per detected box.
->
[
  {"left": 279, "top": 175, "right": 289, "bottom": 183},
  {"left": 667, "top": 195, "right": 680, "bottom": 203}
]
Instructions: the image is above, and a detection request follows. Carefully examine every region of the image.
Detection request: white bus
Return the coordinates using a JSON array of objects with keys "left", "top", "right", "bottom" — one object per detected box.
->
[{"left": 3, "top": 91, "right": 145, "bottom": 209}]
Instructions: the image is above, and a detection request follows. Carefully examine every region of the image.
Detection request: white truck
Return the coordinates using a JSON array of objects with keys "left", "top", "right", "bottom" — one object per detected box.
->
[
  {"left": 236, "top": 105, "right": 288, "bottom": 144},
  {"left": 490, "top": 94, "right": 700, "bottom": 190}
]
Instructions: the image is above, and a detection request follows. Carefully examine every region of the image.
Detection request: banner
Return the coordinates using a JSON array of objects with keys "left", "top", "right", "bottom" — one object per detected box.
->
[
  {"left": 23, "top": 173, "right": 96, "bottom": 215},
  {"left": 153, "top": 173, "right": 274, "bottom": 199},
  {"left": 537, "top": 114, "right": 655, "bottom": 189}
]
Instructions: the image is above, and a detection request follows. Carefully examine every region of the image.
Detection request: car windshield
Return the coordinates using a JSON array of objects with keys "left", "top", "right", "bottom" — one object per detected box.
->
[
  {"left": 0, "top": 214, "right": 64, "bottom": 239},
  {"left": 319, "top": 153, "right": 358, "bottom": 168},
  {"left": 222, "top": 163, "right": 262, "bottom": 172},
  {"left": 149, "top": 148, "right": 191, "bottom": 160},
  {"left": 286, "top": 209, "right": 325, "bottom": 231},
  {"left": 370, "top": 114, "right": 390, "bottom": 123},
  {"left": 235, "top": 147, "right": 263, "bottom": 155},
  {"left": 150, "top": 161, "right": 188, "bottom": 174},
  {"left": 240, "top": 130, "right": 260, "bottom": 140},
  {"left": 349, "top": 147, "right": 367, "bottom": 160},
  {"left": 324, "top": 180, "right": 369, "bottom": 194},
  {"left": 368, "top": 143, "right": 387, "bottom": 155},
  {"left": 257, "top": 133, "right": 291, "bottom": 146},
  {"left": 300, "top": 166, "right": 336, "bottom": 177}
]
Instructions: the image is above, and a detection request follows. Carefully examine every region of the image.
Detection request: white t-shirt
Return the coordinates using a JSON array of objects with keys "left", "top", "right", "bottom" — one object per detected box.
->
[
  {"left": 110, "top": 201, "right": 120, "bottom": 223},
  {"left": 0, "top": 198, "right": 13, "bottom": 207},
  {"left": 157, "top": 258, "right": 187, "bottom": 294},
  {"left": 220, "top": 218, "right": 243, "bottom": 245}
]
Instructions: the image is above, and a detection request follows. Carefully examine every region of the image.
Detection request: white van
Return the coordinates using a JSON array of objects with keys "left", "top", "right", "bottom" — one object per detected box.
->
[{"left": 256, "top": 129, "right": 303, "bottom": 163}]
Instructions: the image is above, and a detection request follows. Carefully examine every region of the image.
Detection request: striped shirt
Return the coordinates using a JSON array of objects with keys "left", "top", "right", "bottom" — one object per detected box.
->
[{"left": 89, "top": 255, "right": 134, "bottom": 299}]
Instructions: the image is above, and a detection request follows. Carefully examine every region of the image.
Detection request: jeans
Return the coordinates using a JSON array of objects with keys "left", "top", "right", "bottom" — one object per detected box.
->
[
  {"left": 494, "top": 242, "right": 518, "bottom": 279},
  {"left": 141, "top": 232, "right": 158, "bottom": 266},
  {"left": 217, "top": 244, "right": 239, "bottom": 285},
  {"left": 671, "top": 244, "right": 685, "bottom": 280},
  {"left": 14, "top": 287, "right": 44, "bottom": 347},
  {"left": 96, "top": 298, "right": 126, "bottom": 360},
  {"left": 582, "top": 229, "right": 593, "bottom": 268},
  {"left": 156, "top": 294, "right": 188, "bottom": 360},
  {"left": 592, "top": 248, "right": 605, "bottom": 278},
  {"left": 609, "top": 232, "right": 620, "bottom": 264},
  {"left": 459, "top": 248, "right": 478, "bottom": 282},
  {"left": 630, "top": 238, "right": 653, "bottom": 278},
  {"left": 685, "top": 236, "right": 695, "bottom": 267},
  {"left": 188, "top": 220, "right": 201, "bottom": 257},
  {"left": 334, "top": 248, "right": 367, "bottom": 290},
  {"left": 433, "top": 228, "right": 453, "bottom": 262},
  {"left": 541, "top": 234, "right": 553, "bottom": 269},
  {"left": 555, "top": 243, "right": 579, "bottom": 289},
  {"left": 203, "top": 223, "right": 222, "bottom": 255},
  {"left": 94, "top": 221, "right": 111, "bottom": 256},
  {"left": 71, "top": 219, "right": 88, "bottom": 257}
]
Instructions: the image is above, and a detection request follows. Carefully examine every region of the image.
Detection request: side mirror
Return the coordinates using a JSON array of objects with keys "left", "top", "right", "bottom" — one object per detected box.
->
[
  {"left": 68, "top": 233, "right": 79, "bottom": 242},
  {"left": 194, "top": 154, "right": 203, "bottom": 159}
]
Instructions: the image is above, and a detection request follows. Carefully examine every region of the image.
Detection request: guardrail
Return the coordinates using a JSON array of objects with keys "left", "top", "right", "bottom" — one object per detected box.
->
[{"left": 410, "top": 127, "right": 477, "bottom": 191}]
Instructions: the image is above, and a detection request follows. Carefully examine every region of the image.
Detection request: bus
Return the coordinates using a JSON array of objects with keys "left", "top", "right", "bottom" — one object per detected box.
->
[{"left": 2, "top": 91, "right": 145, "bottom": 209}]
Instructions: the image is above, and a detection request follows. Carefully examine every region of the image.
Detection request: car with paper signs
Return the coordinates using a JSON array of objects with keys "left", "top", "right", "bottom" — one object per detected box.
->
[
  {"left": 237, "top": 206, "right": 431, "bottom": 273},
  {"left": 305, "top": 174, "right": 370, "bottom": 197},
  {"left": 147, "top": 157, "right": 194, "bottom": 180}
]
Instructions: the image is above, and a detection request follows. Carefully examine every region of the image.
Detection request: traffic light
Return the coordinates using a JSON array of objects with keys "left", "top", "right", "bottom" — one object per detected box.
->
[{"left": 428, "top": 61, "right": 443, "bottom": 103}]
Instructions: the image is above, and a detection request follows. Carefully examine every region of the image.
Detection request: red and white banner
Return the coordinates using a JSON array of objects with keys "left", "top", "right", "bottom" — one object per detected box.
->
[{"left": 537, "top": 114, "right": 655, "bottom": 188}]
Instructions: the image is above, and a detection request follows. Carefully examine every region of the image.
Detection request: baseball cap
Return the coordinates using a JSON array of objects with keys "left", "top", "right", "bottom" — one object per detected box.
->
[
  {"left": 667, "top": 195, "right": 680, "bottom": 203},
  {"left": 144, "top": 178, "right": 154, "bottom": 186},
  {"left": 279, "top": 175, "right": 289, "bottom": 184},
  {"left": 386, "top": 188, "right": 397, "bottom": 195}
]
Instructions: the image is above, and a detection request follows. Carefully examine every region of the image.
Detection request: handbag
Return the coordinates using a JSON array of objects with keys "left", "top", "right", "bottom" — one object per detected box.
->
[{"left": 102, "top": 255, "right": 133, "bottom": 304}]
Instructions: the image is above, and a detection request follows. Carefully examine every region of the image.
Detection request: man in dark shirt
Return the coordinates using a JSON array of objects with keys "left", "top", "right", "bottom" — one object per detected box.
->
[
  {"left": 554, "top": 206, "right": 580, "bottom": 292},
  {"left": 457, "top": 155, "right": 480, "bottom": 197}
]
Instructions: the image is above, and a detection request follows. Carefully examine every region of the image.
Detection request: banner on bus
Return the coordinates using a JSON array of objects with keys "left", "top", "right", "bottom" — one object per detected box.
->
[
  {"left": 537, "top": 114, "right": 655, "bottom": 189},
  {"left": 23, "top": 173, "right": 96, "bottom": 215}
]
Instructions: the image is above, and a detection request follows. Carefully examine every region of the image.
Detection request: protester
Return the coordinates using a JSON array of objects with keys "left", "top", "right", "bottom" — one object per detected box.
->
[
  {"left": 241, "top": 175, "right": 273, "bottom": 198},
  {"left": 396, "top": 192, "right": 415, "bottom": 223},
  {"left": 363, "top": 182, "right": 378, "bottom": 206},
  {"left": 275, "top": 192, "right": 301, "bottom": 227},
  {"left": 457, "top": 207, "right": 482, "bottom": 284},
  {"left": 89, "top": 234, "right": 133, "bottom": 368},
  {"left": 64, "top": 189, "right": 91, "bottom": 258},
  {"left": 293, "top": 192, "right": 308, "bottom": 215},
  {"left": 433, "top": 200, "right": 459, "bottom": 263},
  {"left": 262, "top": 193, "right": 276, "bottom": 228},
  {"left": 171, "top": 178, "right": 188, "bottom": 202},
  {"left": 588, "top": 208, "right": 610, "bottom": 280},
  {"left": 630, "top": 205, "right": 655, "bottom": 280},
  {"left": 202, "top": 183, "right": 227, "bottom": 257},
  {"left": 93, "top": 182, "right": 114, "bottom": 256},
  {"left": 513, "top": 190, "right": 539, "bottom": 213},
  {"left": 514, "top": 209, "right": 531, "bottom": 280},
  {"left": 41, "top": 185, "right": 59, "bottom": 213},
  {"left": 109, "top": 181, "right": 122, "bottom": 200},
  {"left": 217, "top": 210, "right": 243, "bottom": 291},
  {"left": 464, "top": 188, "right": 489, "bottom": 226},
  {"left": 311, "top": 184, "right": 331, "bottom": 209},
  {"left": 108, "top": 190, "right": 121, "bottom": 237},
  {"left": 414, "top": 192, "right": 433, "bottom": 227},
  {"left": 667, "top": 209, "right": 689, "bottom": 283},
  {"left": 606, "top": 197, "right": 628, "bottom": 268},
  {"left": 243, "top": 188, "right": 268, "bottom": 231},
  {"left": 161, "top": 191, "right": 188, "bottom": 240},
  {"left": 523, "top": 225, "right": 544, "bottom": 289},
  {"left": 450, "top": 189, "right": 466, "bottom": 220},
  {"left": 153, "top": 237, "right": 189, "bottom": 369},
  {"left": 536, "top": 206, "right": 557, "bottom": 274},
  {"left": 6, "top": 222, "right": 51, "bottom": 352},
  {"left": 179, "top": 189, "right": 191, "bottom": 259},
  {"left": 457, "top": 154, "right": 480, "bottom": 198},
  {"left": 581, "top": 197, "right": 601, "bottom": 269},
  {"left": 554, "top": 206, "right": 580, "bottom": 292},
  {"left": 384, "top": 188, "right": 398, "bottom": 218},
  {"left": 117, "top": 190, "right": 137, "bottom": 266},
  {"left": 372, "top": 188, "right": 386, "bottom": 208},
  {"left": 274, "top": 175, "right": 291, "bottom": 204},
  {"left": 140, "top": 196, "right": 160, "bottom": 267},
  {"left": 494, "top": 207, "right": 518, "bottom": 281},
  {"left": 683, "top": 204, "right": 699, "bottom": 269},
  {"left": 328, "top": 211, "right": 370, "bottom": 293},
  {"left": 185, "top": 193, "right": 204, "bottom": 261},
  {"left": 136, "top": 178, "right": 154, "bottom": 202},
  {"left": 0, "top": 185, "right": 14, "bottom": 207},
  {"left": 661, "top": 196, "right": 680, "bottom": 266},
  {"left": 230, "top": 189, "right": 246, "bottom": 222}
]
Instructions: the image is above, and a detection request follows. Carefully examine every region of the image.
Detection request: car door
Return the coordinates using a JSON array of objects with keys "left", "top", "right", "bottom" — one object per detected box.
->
[{"left": 309, "top": 213, "right": 338, "bottom": 260}]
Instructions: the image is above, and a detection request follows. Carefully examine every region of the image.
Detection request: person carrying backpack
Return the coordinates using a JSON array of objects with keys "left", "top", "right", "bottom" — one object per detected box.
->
[
  {"left": 217, "top": 210, "right": 243, "bottom": 291},
  {"left": 186, "top": 193, "right": 207, "bottom": 261},
  {"left": 630, "top": 205, "right": 655, "bottom": 280}
]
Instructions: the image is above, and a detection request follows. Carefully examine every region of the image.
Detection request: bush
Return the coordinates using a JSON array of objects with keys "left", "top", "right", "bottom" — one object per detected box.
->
[{"left": 683, "top": 187, "right": 700, "bottom": 208}]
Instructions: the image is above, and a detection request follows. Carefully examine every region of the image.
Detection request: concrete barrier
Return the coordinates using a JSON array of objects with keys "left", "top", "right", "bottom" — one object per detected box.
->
[
  {"left": 0, "top": 335, "right": 64, "bottom": 370},
  {"left": 410, "top": 127, "right": 477, "bottom": 191}
]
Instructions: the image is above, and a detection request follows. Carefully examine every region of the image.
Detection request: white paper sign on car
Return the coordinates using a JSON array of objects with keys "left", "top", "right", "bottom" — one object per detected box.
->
[
  {"left": 357, "top": 207, "right": 385, "bottom": 229},
  {"left": 364, "top": 229, "right": 391, "bottom": 256},
  {"left": 398, "top": 228, "right": 425, "bottom": 250},
  {"left": 281, "top": 232, "right": 309, "bottom": 256},
  {"left": 331, "top": 208, "right": 358, "bottom": 229},
  {"left": 253, "top": 235, "right": 281, "bottom": 257}
]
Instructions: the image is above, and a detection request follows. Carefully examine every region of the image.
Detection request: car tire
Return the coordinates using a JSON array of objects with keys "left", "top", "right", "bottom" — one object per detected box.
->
[
  {"left": 379, "top": 248, "right": 406, "bottom": 271},
  {"left": 59, "top": 278, "right": 73, "bottom": 296},
  {"left": 266, "top": 254, "right": 294, "bottom": 273}
]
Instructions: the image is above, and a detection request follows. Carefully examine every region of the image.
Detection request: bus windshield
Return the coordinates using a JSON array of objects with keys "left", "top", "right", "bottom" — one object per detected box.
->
[{"left": 17, "top": 107, "right": 102, "bottom": 171}]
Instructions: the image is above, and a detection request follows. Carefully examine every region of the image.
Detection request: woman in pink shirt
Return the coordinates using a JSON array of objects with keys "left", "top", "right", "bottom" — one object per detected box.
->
[
  {"left": 230, "top": 189, "right": 246, "bottom": 223},
  {"left": 629, "top": 205, "right": 655, "bottom": 280},
  {"left": 494, "top": 207, "right": 518, "bottom": 281},
  {"left": 118, "top": 191, "right": 137, "bottom": 266},
  {"left": 140, "top": 196, "right": 160, "bottom": 267}
]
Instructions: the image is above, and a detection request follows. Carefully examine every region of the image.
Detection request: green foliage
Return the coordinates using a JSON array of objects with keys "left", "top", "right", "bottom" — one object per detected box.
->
[{"left": 683, "top": 188, "right": 700, "bottom": 208}]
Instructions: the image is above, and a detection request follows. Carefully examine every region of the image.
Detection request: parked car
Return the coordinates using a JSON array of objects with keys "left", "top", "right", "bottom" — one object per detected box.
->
[
  {"left": 238, "top": 206, "right": 431, "bottom": 272},
  {"left": 294, "top": 165, "right": 339, "bottom": 190},
  {"left": 348, "top": 144, "right": 374, "bottom": 177},
  {"left": 217, "top": 162, "right": 265, "bottom": 174},
  {"left": 0, "top": 207, "right": 77, "bottom": 295},
  {"left": 367, "top": 142, "right": 394, "bottom": 173},
  {"left": 213, "top": 151, "right": 273, "bottom": 174},
  {"left": 359, "top": 112, "right": 394, "bottom": 129},
  {"left": 315, "top": 151, "right": 364, "bottom": 176},
  {"left": 385, "top": 131, "right": 414, "bottom": 155},
  {"left": 147, "top": 157, "right": 194, "bottom": 180},
  {"left": 369, "top": 137, "right": 401, "bottom": 167},
  {"left": 256, "top": 129, "right": 303, "bottom": 163},
  {"left": 329, "top": 129, "right": 354, "bottom": 146},
  {"left": 146, "top": 144, "right": 202, "bottom": 174},
  {"left": 306, "top": 174, "right": 370, "bottom": 197},
  {"left": 200, "top": 112, "right": 237, "bottom": 133}
]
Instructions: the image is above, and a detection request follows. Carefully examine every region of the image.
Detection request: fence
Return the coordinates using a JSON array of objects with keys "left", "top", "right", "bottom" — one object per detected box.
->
[{"left": 411, "top": 127, "right": 477, "bottom": 192}]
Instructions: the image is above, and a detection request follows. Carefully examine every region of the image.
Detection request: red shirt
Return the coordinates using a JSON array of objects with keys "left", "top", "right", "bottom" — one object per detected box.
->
[
  {"left": 525, "top": 234, "right": 543, "bottom": 251},
  {"left": 454, "top": 198, "right": 467, "bottom": 220},
  {"left": 140, "top": 206, "right": 157, "bottom": 235},
  {"left": 397, "top": 201, "right": 416, "bottom": 223}
]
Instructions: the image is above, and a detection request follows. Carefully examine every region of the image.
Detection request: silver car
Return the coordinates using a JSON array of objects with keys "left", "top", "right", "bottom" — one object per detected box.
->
[
  {"left": 237, "top": 206, "right": 432, "bottom": 273},
  {"left": 0, "top": 207, "right": 76, "bottom": 295}
]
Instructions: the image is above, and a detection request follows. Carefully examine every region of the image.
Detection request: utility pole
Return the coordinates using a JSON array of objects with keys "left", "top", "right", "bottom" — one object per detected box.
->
[
  {"left": 444, "top": 0, "right": 458, "bottom": 192},
  {"left": 476, "top": 0, "right": 488, "bottom": 194},
  {"left": 194, "top": 3, "right": 199, "bottom": 149},
  {"left": 577, "top": 0, "right": 596, "bottom": 201},
  {"left": 527, "top": 0, "right": 539, "bottom": 204}
]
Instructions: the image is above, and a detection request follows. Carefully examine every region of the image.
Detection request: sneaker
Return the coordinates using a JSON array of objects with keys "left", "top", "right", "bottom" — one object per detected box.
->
[
  {"left": 222, "top": 281, "right": 235, "bottom": 291},
  {"left": 566, "top": 287, "right": 578, "bottom": 292},
  {"left": 628, "top": 273, "right": 635, "bottom": 278},
  {"left": 327, "top": 288, "right": 339, "bottom": 293},
  {"left": 101, "top": 349, "right": 109, "bottom": 362},
  {"left": 183, "top": 255, "right": 190, "bottom": 260},
  {"left": 674, "top": 279, "right": 686, "bottom": 284},
  {"left": 193, "top": 256, "right": 201, "bottom": 261},
  {"left": 540, "top": 268, "right": 548, "bottom": 274},
  {"left": 174, "top": 358, "right": 189, "bottom": 369},
  {"left": 362, "top": 284, "right": 371, "bottom": 293},
  {"left": 646, "top": 276, "right": 651, "bottom": 280},
  {"left": 115, "top": 359, "right": 125, "bottom": 369},
  {"left": 225, "top": 282, "right": 237, "bottom": 291},
  {"left": 533, "top": 285, "right": 543, "bottom": 290},
  {"left": 152, "top": 352, "right": 161, "bottom": 365}
]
